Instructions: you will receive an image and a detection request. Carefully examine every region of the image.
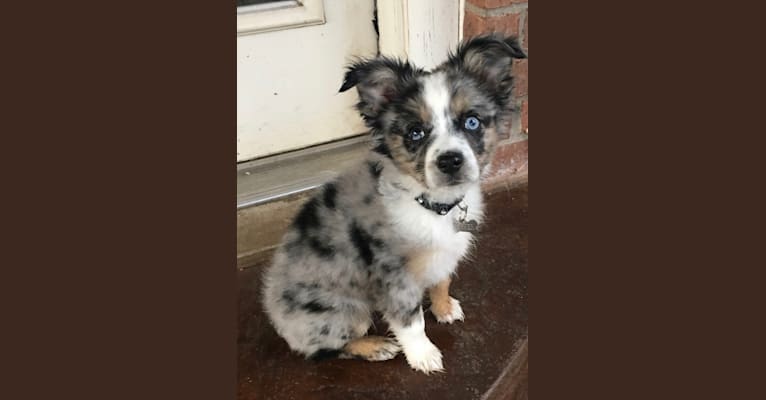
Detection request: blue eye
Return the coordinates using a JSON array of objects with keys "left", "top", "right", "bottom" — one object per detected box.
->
[
  {"left": 464, "top": 116, "right": 481, "bottom": 131},
  {"left": 409, "top": 129, "right": 425, "bottom": 141}
]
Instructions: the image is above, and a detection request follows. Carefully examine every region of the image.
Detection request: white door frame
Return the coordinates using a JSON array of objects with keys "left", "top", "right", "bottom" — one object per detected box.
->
[{"left": 377, "top": 0, "right": 465, "bottom": 70}]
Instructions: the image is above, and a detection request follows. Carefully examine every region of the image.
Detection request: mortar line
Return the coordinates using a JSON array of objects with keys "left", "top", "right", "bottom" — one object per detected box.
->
[{"left": 519, "top": 9, "right": 527, "bottom": 50}]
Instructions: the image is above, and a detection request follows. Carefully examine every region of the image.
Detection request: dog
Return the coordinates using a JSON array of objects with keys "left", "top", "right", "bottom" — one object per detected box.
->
[{"left": 262, "top": 34, "right": 526, "bottom": 374}]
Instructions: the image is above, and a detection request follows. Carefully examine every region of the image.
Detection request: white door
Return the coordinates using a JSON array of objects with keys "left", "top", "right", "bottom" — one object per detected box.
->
[{"left": 237, "top": 0, "right": 378, "bottom": 162}]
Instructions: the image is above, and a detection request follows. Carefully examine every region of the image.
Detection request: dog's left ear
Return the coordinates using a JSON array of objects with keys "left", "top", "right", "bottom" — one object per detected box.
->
[{"left": 444, "top": 34, "right": 527, "bottom": 99}]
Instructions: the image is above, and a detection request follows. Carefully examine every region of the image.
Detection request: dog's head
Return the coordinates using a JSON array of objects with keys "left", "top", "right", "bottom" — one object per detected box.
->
[{"left": 340, "top": 34, "right": 526, "bottom": 193}]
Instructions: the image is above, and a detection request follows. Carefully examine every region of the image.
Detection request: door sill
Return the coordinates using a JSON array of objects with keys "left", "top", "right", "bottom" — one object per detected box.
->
[{"left": 237, "top": 135, "right": 371, "bottom": 210}]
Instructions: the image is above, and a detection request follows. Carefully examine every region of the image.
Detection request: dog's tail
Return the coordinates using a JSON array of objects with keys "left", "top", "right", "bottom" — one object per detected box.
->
[{"left": 308, "top": 336, "right": 401, "bottom": 362}]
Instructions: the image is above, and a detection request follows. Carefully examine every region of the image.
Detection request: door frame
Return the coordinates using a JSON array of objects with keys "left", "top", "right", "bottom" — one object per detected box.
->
[
  {"left": 377, "top": 0, "right": 465, "bottom": 69},
  {"left": 237, "top": 0, "right": 465, "bottom": 65}
]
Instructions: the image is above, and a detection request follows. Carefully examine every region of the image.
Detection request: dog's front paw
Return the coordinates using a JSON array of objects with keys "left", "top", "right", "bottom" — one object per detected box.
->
[
  {"left": 431, "top": 297, "right": 464, "bottom": 324},
  {"left": 403, "top": 340, "right": 444, "bottom": 374}
]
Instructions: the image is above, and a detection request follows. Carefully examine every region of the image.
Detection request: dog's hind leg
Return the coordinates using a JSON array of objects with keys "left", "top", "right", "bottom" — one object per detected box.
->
[{"left": 341, "top": 336, "right": 401, "bottom": 361}]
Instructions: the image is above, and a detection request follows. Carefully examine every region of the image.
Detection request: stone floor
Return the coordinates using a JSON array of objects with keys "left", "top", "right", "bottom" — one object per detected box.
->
[{"left": 238, "top": 183, "right": 528, "bottom": 400}]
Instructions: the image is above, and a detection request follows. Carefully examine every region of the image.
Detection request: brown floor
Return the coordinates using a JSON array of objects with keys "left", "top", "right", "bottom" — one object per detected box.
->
[{"left": 238, "top": 184, "right": 528, "bottom": 400}]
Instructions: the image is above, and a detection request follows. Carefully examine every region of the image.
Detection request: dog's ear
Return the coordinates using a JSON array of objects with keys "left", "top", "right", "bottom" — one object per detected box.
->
[
  {"left": 444, "top": 34, "right": 527, "bottom": 101},
  {"left": 339, "top": 57, "right": 420, "bottom": 120}
]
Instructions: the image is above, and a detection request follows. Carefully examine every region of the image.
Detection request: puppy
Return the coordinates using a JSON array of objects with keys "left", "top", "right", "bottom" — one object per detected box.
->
[{"left": 262, "top": 34, "right": 526, "bottom": 374}]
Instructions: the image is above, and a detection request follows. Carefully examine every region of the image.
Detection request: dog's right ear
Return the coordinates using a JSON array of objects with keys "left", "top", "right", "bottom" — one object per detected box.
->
[{"left": 339, "top": 57, "right": 420, "bottom": 120}]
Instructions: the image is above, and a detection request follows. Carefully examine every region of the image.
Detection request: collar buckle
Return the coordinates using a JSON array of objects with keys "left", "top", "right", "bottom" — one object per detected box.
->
[{"left": 415, "top": 194, "right": 462, "bottom": 216}]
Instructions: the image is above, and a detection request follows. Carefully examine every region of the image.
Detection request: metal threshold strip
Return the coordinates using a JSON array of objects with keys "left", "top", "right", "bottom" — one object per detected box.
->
[{"left": 237, "top": 135, "right": 371, "bottom": 210}]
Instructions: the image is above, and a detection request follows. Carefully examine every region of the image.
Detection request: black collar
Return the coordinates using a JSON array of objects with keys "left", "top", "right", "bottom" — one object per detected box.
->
[{"left": 415, "top": 194, "right": 463, "bottom": 215}]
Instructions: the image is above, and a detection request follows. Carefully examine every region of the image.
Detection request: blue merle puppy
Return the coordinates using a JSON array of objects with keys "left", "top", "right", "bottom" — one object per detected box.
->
[{"left": 262, "top": 35, "right": 526, "bottom": 374}]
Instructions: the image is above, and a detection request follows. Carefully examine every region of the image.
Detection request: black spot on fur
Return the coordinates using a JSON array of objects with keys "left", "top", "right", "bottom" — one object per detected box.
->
[
  {"left": 349, "top": 221, "right": 375, "bottom": 266},
  {"left": 367, "top": 161, "right": 383, "bottom": 178},
  {"left": 320, "top": 325, "right": 330, "bottom": 335},
  {"left": 281, "top": 290, "right": 298, "bottom": 312},
  {"left": 469, "top": 133, "right": 484, "bottom": 155},
  {"left": 293, "top": 198, "right": 320, "bottom": 235},
  {"left": 372, "top": 237, "right": 386, "bottom": 249},
  {"left": 296, "top": 282, "right": 320, "bottom": 290},
  {"left": 363, "top": 194, "right": 374, "bottom": 204},
  {"left": 292, "top": 198, "right": 338, "bottom": 259},
  {"left": 309, "top": 348, "right": 342, "bottom": 361},
  {"left": 323, "top": 183, "right": 337, "bottom": 209},
  {"left": 308, "top": 237, "right": 335, "bottom": 259},
  {"left": 373, "top": 141, "right": 393, "bottom": 159},
  {"left": 281, "top": 290, "right": 295, "bottom": 303},
  {"left": 381, "top": 263, "right": 398, "bottom": 273},
  {"left": 469, "top": 131, "right": 485, "bottom": 155},
  {"left": 302, "top": 300, "right": 334, "bottom": 313}
]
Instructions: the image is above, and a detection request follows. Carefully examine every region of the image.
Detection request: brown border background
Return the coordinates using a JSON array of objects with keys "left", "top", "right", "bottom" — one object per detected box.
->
[
  {"left": 3, "top": 1, "right": 236, "bottom": 399},
  {"left": 533, "top": 2, "right": 764, "bottom": 399},
  {"left": 2, "top": 0, "right": 762, "bottom": 398}
]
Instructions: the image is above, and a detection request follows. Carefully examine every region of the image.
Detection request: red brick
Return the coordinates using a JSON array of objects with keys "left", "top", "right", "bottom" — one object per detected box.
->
[
  {"left": 469, "top": 0, "right": 527, "bottom": 8},
  {"left": 521, "top": 100, "right": 528, "bottom": 133},
  {"left": 487, "top": 140, "right": 529, "bottom": 180},
  {"left": 464, "top": 9, "right": 521, "bottom": 38},
  {"left": 497, "top": 118, "right": 512, "bottom": 140},
  {"left": 512, "top": 59, "right": 527, "bottom": 97}
]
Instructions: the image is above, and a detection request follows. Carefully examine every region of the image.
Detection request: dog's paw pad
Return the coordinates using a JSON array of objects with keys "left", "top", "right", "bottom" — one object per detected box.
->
[
  {"left": 404, "top": 341, "right": 444, "bottom": 374},
  {"left": 432, "top": 297, "right": 465, "bottom": 324}
]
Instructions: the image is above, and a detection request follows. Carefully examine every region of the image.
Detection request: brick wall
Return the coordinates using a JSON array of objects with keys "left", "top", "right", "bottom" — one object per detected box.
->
[{"left": 464, "top": 0, "right": 529, "bottom": 184}]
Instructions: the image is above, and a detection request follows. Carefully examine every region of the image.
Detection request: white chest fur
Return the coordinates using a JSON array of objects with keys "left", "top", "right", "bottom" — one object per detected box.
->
[{"left": 381, "top": 184, "right": 483, "bottom": 288}]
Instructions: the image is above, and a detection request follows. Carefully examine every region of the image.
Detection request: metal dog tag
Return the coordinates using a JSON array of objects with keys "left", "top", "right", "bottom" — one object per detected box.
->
[
  {"left": 454, "top": 219, "right": 479, "bottom": 233},
  {"left": 454, "top": 200, "right": 480, "bottom": 233}
]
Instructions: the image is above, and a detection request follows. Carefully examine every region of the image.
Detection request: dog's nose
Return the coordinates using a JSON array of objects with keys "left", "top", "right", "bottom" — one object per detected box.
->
[{"left": 437, "top": 151, "right": 464, "bottom": 174}]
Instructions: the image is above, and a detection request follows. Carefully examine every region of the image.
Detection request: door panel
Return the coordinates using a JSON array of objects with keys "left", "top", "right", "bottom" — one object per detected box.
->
[{"left": 237, "top": 0, "right": 377, "bottom": 162}]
